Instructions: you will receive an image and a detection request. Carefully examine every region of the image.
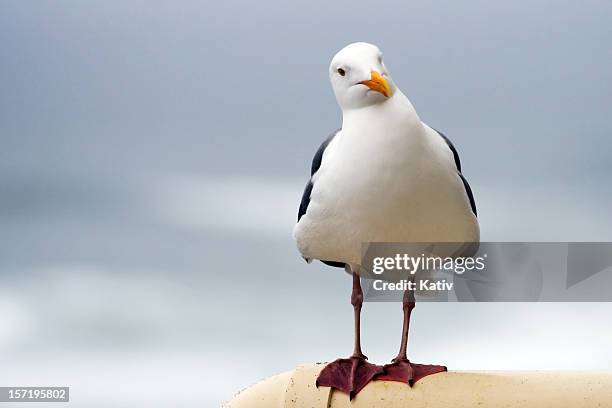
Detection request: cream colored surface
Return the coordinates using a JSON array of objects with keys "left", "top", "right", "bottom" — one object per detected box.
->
[
  {"left": 224, "top": 363, "right": 612, "bottom": 408},
  {"left": 223, "top": 371, "right": 290, "bottom": 408}
]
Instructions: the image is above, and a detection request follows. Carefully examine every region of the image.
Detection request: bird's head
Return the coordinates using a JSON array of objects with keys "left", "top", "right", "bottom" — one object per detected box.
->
[{"left": 329, "top": 42, "right": 396, "bottom": 110}]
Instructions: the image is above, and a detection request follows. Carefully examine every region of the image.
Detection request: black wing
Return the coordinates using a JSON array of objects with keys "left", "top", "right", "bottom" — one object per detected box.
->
[
  {"left": 435, "top": 129, "right": 477, "bottom": 216},
  {"left": 297, "top": 129, "right": 339, "bottom": 221},
  {"left": 297, "top": 129, "right": 345, "bottom": 269}
]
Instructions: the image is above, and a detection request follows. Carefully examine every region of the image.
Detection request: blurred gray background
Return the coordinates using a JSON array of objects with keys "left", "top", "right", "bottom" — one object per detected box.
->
[{"left": 1, "top": 1, "right": 611, "bottom": 406}]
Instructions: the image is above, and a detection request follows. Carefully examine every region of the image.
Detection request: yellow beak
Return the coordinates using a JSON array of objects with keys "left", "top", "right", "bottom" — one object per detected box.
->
[{"left": 359, "top": 70, "right": 392, "bottom": 97}]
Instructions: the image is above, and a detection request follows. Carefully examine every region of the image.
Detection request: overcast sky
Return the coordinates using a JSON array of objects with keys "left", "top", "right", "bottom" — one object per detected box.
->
[{"left": 1, "top": 1, "right": 612, "bottom": 406}]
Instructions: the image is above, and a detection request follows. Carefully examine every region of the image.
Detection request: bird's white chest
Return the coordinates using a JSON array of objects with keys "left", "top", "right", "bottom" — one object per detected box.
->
[
  {"left": 294, "top": 98, "right": 478, "bottom": 266},
  {"left": 314, "top": 123, "right": 442, "bottom": 222}
]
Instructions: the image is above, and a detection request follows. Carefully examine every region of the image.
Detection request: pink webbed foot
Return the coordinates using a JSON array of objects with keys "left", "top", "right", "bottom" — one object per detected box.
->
[
  {"left": 316, "top": 356, "right": 384, "bottom": 399},
  {"left": 377, "top": 358, "right": 447, "bottom": 386}
]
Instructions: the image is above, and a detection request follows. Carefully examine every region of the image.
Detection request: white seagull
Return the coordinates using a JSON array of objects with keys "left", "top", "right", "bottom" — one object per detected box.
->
[{"left": 293, "top": 42, "right": 480, "bottom": 397}]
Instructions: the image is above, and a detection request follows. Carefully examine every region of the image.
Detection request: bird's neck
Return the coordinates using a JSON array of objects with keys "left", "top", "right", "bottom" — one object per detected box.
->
[{"left": 341, "top": 91, "right": 424, "bottom": 138}]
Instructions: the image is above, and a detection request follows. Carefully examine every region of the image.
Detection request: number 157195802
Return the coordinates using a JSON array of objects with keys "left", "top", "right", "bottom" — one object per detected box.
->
[{"left": 1, "top": 387, "right": 69, "bottom": 402}]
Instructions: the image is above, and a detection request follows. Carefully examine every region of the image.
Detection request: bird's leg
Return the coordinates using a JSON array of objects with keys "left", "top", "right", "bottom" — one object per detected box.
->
[
  {"left": 392, "top": 288, "right": 415, "bottom": 362},
  {"left": 316, "top": 272, "right": 383, "bottom": 398},
  {"left": 376, "top": 286, "right": 447, "bottom": 386},
  {"left": 351, "top": 271, "right": 366, "bottom": 359}
]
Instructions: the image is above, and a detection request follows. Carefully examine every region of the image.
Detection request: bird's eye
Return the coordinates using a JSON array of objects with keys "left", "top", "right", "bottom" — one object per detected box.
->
[{"left": 337, "top": 68, "right": 346, "bottom": 76}]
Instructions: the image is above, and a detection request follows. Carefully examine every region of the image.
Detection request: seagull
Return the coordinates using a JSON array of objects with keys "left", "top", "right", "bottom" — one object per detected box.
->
[{"left": 293, "top": 42, "right": 479, "bottom": 398}]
